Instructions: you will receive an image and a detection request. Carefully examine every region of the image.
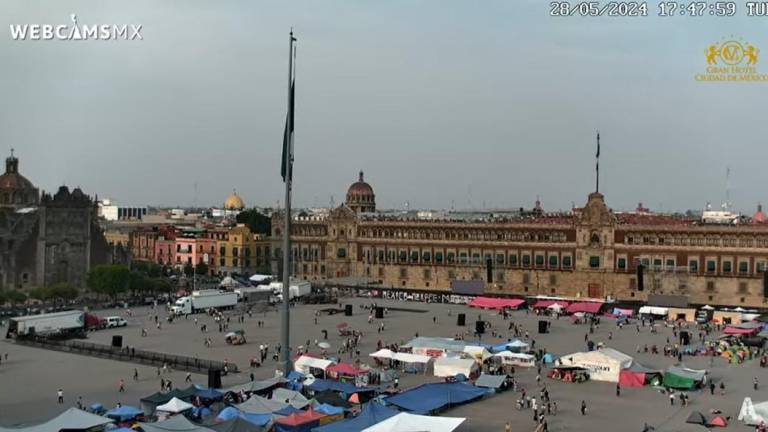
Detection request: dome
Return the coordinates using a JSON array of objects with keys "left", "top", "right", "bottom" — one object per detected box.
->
[
  {"left": 0, "top": 151, "right": 39, "bottom": 208},
  {"left": 347, "top": 171, "right": 374, "bottom": 196},
  {"left": 224, "top": 190, "right": 245, "bottom": 210},
  {"left": 345, "top": 171, "right": 376, "bottom": 213}
]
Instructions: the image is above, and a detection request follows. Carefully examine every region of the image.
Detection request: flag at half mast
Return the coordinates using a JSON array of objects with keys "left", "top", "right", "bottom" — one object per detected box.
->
[{"left": 281, "top": 80, "right": 295, "bottom": 182}]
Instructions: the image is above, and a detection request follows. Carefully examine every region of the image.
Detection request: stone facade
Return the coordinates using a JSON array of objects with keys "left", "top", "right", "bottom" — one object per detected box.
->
[{"left": 271, "top": 181, "right": 768, "bottom": 308}]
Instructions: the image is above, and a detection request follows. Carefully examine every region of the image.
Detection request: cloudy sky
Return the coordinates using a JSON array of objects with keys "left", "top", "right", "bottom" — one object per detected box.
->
[{"left": 0, "top": 1, "right": 766, "bottom": 213}]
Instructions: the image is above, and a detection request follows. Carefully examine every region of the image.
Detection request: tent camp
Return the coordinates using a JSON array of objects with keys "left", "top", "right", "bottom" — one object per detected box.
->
[
  {"left": 360, "top": 412, "right": 465, "bottom": 432},
  {"left": 686, "top": 411, "right": 708, "bottom": 426},
  {"left": 386, "top": 382, "right": 486, "bottom": 414},
  {"left": 207, "top": 417, "right": 266, "bottom": 432},
  {"left": 566, "top": 302, "right": 603, "bottom": 314},
  {"left": 224, "top": 377, "right": 286, "bottom": 395},
  {"left": 272, "top": 407, "right": 326, "bottom": 432},
  {"left": 663, "top": 365, "right": 706, "bottom": 389},
  {"left": 140, "top": 387, "right": 199, "bottom": 415},
  {"left": 313, "top": 390, "right": 353, "bottom": 409},
  {"left": 0, "top": 408, "right": 113, "bottom": 432},
  {"left": 312, "top": 402, "right": 398, "bottom": 432},
  {"left": 236, "top": 395, "right": 289, "bottom": 414},
  {"left": 638, "top": 306, "right": 668, "bottom": 318},
  {"left": 140, "top": 414, "right": 215, "bottom": 432},
  {"left": 738, "top": 397, "right": 768, "bottom": 425},
  {"left": 433, "top": 357, "right": 479, "bottom": 378},
  {"left": 618, "top": 363, "right": 662, "bottom": 388},
  {"left": 105, "top": 406, "right": 143, "bottom": 422},
  {"left": 214, "top": 407, "right": 271, "bottom": 427},
  {"left": 474, "top": 374, "right": 507, "bottom": 391},
  {"left": 560, "top": 348, "right": 633, "bottom": 382},
  {"left": 492, "top": 351, "right": 536, "bottom": 367},
  {"left": 462, "top": 346, "right": 492, "bottom": 362},
  {"left": 369, "top": 349, "right": 395, "bottom": 360},
  {"left": 156, "top": 398, "right": 194, "bottom": 414},
  {"left": 467, "top": 297, "right": 525, "bottom": 310},
  {"left": 294, "top": 356, "right": 334, "bottom": 376},
  {"left": 271, "top": 388, "right": 311, "bottom": 409}
]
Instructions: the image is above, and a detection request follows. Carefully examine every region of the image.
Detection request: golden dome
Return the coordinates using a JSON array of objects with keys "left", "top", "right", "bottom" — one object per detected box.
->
[{"left": 224, "top": 190, "right": 245, "bottom": 210}]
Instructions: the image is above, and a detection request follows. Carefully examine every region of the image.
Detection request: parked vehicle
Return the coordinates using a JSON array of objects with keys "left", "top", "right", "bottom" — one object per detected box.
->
[
  {"left": 170, "top": 290, "right": 238, "bottom": 315},
  {"left": 85, "top": 313, "right": 106, "bottom": 330},
  {"left": 104, "top": 316, "right": 128, "bottom": 328},
  {"left": 6, "top": 310, "right": 86, "bottom": 339}
]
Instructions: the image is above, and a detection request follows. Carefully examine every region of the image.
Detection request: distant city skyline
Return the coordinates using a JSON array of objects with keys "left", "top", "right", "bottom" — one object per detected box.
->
[{"left": 1, "top": 1, "right": 766, "bottom": 213}]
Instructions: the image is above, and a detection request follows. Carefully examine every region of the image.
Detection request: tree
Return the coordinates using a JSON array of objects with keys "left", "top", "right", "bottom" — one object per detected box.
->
[
  {"left": 128, "top": 271, "right": 149, "bottom": 294},
  {"left": 236, "top": 209, "right": 272, "bottom": 235},
  {"left": 5, "top": 290, "right": 27, "bottom": 305},
  {"left": 47, "top": 283, "right": 79, "bottom": 303},
  {"left": 183, "top": 263, "right": 194, "bottom": 277},
  {"left": 28, "top": 287, "right": 49, "bottom": 301},
  {"left": 147, "top": 263, "right": 163, "bottom": 278},
  {"left": 195, "top": 262, "right": 208, "bottom": 276},
  {"left": 87, "top": 264, "right": 131, "bottom": 300},
  {"left": 151, "top": 278, "right": 173, "bottom": 294}
]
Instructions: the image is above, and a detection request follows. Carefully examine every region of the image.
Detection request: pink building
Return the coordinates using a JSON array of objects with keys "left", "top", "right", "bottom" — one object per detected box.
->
[
  {"left": 174, "top": 229, "right": 216, "bottom": 274},
  {"left": 155, "top": 229, "right": 177, "bottom": 267}
]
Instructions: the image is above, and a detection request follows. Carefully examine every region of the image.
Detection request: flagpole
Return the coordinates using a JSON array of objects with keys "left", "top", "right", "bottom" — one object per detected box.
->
[
  {"left": 595, "top": 131, "right": 600, "bottom": 193},
  {"left": 280, "top": 30, "right": 295, "bottom": 376}
]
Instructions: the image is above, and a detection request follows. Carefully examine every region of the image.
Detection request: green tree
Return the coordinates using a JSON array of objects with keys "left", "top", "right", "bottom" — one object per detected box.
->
[
  {"left": 151, "top": 278, "right": 174, "bottom": 294},
  {"left": 236, "top": 209, "right": 272, "bottom": 235},
  {"left": 195, "top": 262, "right": 208, "bottom": 276},
  {"left": 47, "top": 283, "right": 79, "bottom": 303},
  {"left": 5, "top": 290, "right": 27, "bottom": 305},
  {"left": 183, "top": 263, "right": 194, "bottom": 277},
  {"left": 148, "top": 263, "right": 163, "bottom": 278},
  {"left": 87, "top": 264, "right": 131, "bottom": 300},
  {"left": 28, "top": 287, "right": 49, "bottom": 301},
  {"left": 128, "top": 271, "right": 150, "bottom": 294}
]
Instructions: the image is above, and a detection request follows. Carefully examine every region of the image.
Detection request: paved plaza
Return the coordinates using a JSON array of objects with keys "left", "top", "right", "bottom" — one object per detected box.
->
[{"left": 1, "top": 297, "right": 765, "bottom": 431}]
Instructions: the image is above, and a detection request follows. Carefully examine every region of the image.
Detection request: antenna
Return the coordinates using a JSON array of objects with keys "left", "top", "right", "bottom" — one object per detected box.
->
[
  {"left": 725, "top": 166, "right": 731, "bottom": 211},
  {"left": 193, "top": 181, "right": 198, "bottom": 209}
]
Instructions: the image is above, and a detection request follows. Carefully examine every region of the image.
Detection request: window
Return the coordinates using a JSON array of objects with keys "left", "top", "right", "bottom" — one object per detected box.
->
[
  {"left": 723, "top": 261, "right": 732, "bottom": 273},
  {"left": 641, "top": 258, "right": 650, "bottom": 267},
  {"left": 423, "top": 269, "right": 431, "bottom": 279},
  {"left": 706, "top": 281, "right": 715, "bottom": 292},
  {"left": 496, "top": 254, "right": 505, "bottom": 265},
  {"left": 589, "top": 256, "right": 600, "bottom": 268},
  {"left": 535, "top": 255, "right": 544, "bottom": 267},
  {"left": 378, "top": 267, "right": 384, "bottom": 277},
  {"left": 522, "top": 255, "right": 531, "bottom": 267},
  {"left": 758, "top": 261, "right": 766, "bottom": 273},
  {"left": 617, "top": 258, "right": 626, "bottom": 270},
  {"left": 233, "top": 258, "right": 238, "bottom": 267},
  {"left": 446, "top": 252, "right": 455, "bottom": 263},
  {"left": 738, "top": 282, "right": 748, "bottom": 293},
  {"left": 509, "top": 254, "right": 518, "bottom": 266},
  {"left": 706, "top": 260, "right": 716, "bottom": 273},
  {"left": 337, "top": 248, "right": 347, "bottom": 258},
  {"left": 434, "top": 252, "right": 443, "bottom": 263},
  {"left": 549, "top": 274, "right": 557, "bottom": 286},
  {"left": 666, "top": 259, "right": 674, "bottom": 270},
  {"left": 523, "top": 273, "right": 530, "bottom": 284},
  {"left": 562, "top": 256, "right": 572, "bottom": 268},
  {"left": 399, "top": 251, "right": 407, "bottom": 262},
  {"left": 410, "top": 251, "right": 419, "bottom": 262},
  {"left": 549, "top": 255, "right": 559, "bottom": 268},
  {"left": 422, "top": 252, "right": 431, "bottom": 262},
  {"left": 233, "top": 247, "right": 239, "bottom": 257},
  {"left": 739, "top": 261, "right": 748, "bottom": 274},
  {"left": 653, "top": 258, "right": 662, "bottom": 270},
  {"left": 459, "top": 253, "right": 468, "bottom": 264},
  {"left": 399, "top": 268, "right": 407, "bottom": 279},
  {"left": 471, "top": 253, "right": 481, "bottom": 264},
  {"left": 689, "top": 260, "right": 698, "bottom": 273},
  {"left": 219, "top": 258, "right": 225, "bottom": 266}
]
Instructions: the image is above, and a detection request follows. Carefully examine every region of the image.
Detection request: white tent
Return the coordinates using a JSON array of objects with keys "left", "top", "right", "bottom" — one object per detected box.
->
[
  {"left": 361, "top": 412, "right": 465, "bottom": 432},
  {"left": 248, "top": 274, "right": 272, "bottom": 283},
  {"left": 639, "top": 306, "right": 668, "bottom": 316},
  {"left": 547, "top": 303, "right": 564, "bottom": 312},
  {"left": 391, "top": 352, "right": 431, "bottom": 364},
  {"left": 506, "top": 339, "right": 530, "bottom": 353},
  {"left": 492, "top": 351, "right": 536, "bottom": 367},
  {"left": 219, "top": 276, "right": 241, "bottom": 288},
  {"left": 293, "top": 355, "right": 334, "bottom": 375},
  {"left": 738, "top": 397, "right": 768, "bottom": 425},
  {"left": 155, "top": 397, "right": 194, "bottom": 414},
  {"left": 701, "top": 305, "right": 714, "bottom": 310},
  {"left": 0, "top": 408, "right": 113, "bottom": 432},
  {"left": 433, "top": 357, "right": 478, "bottom": 378},
  {"left": 463, "top": 345, "right": 492, "bottom": 362},
  {"left": 561, "top": 348, "right": 633, "bottom": 382},
  {"left": 369, "top": 349, "right": 395, "bottom": 359}
]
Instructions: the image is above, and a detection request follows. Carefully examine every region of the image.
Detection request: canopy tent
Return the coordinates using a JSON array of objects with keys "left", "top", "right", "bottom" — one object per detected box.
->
[
  {"left": 272, "top": 407, "right": 325, "bottom": 432},
  {"left": 360, "top": 413, "right": 465, "bottom": 432},
  {"left": 433, "top": 357, "right": 479, "bottom": 378},
  {"left": 156, "top": 398, "right": 194, "bottom": 414},
  {"left": 723, "top": 326, "right": 758, "bottom": 335},
  {"left": 386, "top": 382, "right": 486, "bottom": 414},
  {"left": 619, "top": 362, "right": 662, "bottom": 388},
  {"left": 736, "top": 321, "right": 763, "bottom": 329},
  {"left": 402, "top": 337, "right": 467, "bottom": 356},
  {"left": 532, "top": 300, "right": 570, "bottom": 309},
  {"left": 313, "top": 404, "right": 345, "bottom": 416},
  {"left": 207, "top": 417, "right": 267, "bottom": 432},
  {"left": 271, "top": 388, "right": 310, "bottom": 409},
  {"left": 105, "top": 406, "right": 143, "bottom": 422},
  {"left": 638, "top": 306, "right": 668, "bottom": 316},
  {"left": 611, "top": 308, "right": 633, "bottom": 317},
  {"left": 547, "top": 304, "right": 564, "bottom": 312},
  {"left": 213, "top": 408, "right": 271, "bottom": 427},
  {"left": 474, "top": 373, "right": 506, "bottom": 390},
  {"left": 369, "top": 349, "right": 395, "bottom": 360},
  {"left": 560, "top": 348, "right": 633, "bottom": 382},
  {"left": 236, "top": 395, "right": 289, "bottom": 414},
  {"left": 663, "top": 366, "right": 706, "bottom": 389},
  {"left": 196, "top": 388, "right": 224, "bottom": 402},
  {"left": 312, "top": 402, "right": 398, "bottom": 432},
  {"left": 391, "top": 352, "right": 431, "bottom": 364},
  {"left": 686, "top": 411, "right": 708, "bottom": 426},
  {"left": 326, "top": 363, "right": 368, "bottom": 377},
  {"left": 0, "top": 408, "right": 113, "bottom": 432},
  {"left": 248, "top": 274, "right": 272, "bottom": 283},
  {"left": 701, "top": 304, "right": 715, "bottom": 310},
  {"left": 219, "top": 276, "right": 242, "bottom": 288},
  {"left": 140, "top": 415, "right": 216, "bottom": 432},
  {"left": 223, "top": 377, "right": 286, "bottom": 395},
  {"left": 492, "top": 351, "right": 536, "bottom": 367},
  {"left": 738, "top": 397, "right": 768, "bottom": 425},
  {"left": 313, "top": 390, "right": 353, "bottom": 409},
  {"left": 506, "top": 339, "right": 530, "bottom": 353},
  {"left": 462, "top": 346, "right": 492, "bottom": 362},
  {"left": 294, "top": 356, "right": 334, "bottom": 375},
  {"left": 467, "top": 297, "right": 525, "bottom": 310},
  {"left": 566, "top": 302, "right": 603, "bottom": 314},
  {"left": 306, "top": 379, "right": 374, "bottom": 395}
]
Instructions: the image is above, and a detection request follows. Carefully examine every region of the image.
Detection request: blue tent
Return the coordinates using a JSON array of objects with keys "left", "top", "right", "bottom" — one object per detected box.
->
[
  {"left": 196, "top": 388, "right": 224, "bottom": 401},
  {"left": 312, "top": 402, "right": 398, "bottom": 432},
  {"left": 105, "top": 405, "right": 143, "bottom": 421},
  {"left": 216, "top": 407, "right": 241, "bottom": 422},
  {"left": 542, "top": 353, "right": 556, "bottom": 364},
  {"left": 215, "top": 407, "right": 271, "bottom": 426},
  {"left": 385, "top": 382, "right": 486, "bottom": 414},
  {"left": 313, "top": 404, "right": 344, "bottom": 416},
  {"left": 110, "top": 428, "right": 134, "bottom": 432},
  {"left": 286, "top": 371, "right": 305, "bottom": 381},
  {"left": 307, "top": 379, "right": 372, "bottom": 395},
  {"left": 273, "top": 405, "right": 301, "bottom": 417}
]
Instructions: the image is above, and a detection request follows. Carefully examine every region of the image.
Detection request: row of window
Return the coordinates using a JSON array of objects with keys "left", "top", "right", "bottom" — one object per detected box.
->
[
  {"left": 624, "top": 234, "right": 768, "bottom": 248},
  {"left": 360, "top": 248, "right": 573, "bottom": 269},
  {"left": 617, "top": 256, "right": 767, "bottom": 275},
  {"left": 358, "top": 229, "right": 569, "bottom": 243}
]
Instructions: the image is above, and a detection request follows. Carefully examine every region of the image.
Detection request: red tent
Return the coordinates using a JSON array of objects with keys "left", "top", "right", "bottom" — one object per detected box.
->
[
  {"left": 273, "top": 407, "right": 325, "bottom": 428},
  {"left": 336, "top": 322, "right": 349, "bottom": 329},
  {"left": 566, "top": 302, "right": 603, "bottom": 314},
  {"left": 722, "top": 326, "right": 757, "bottom": 335},
  {"left": 327, "top": 362, "right": 368, "bottom": 376},
  {"left": 708, "top": 416, "right": 727, "bottom": 427},
  {"left": 467, "top": 297, "right": 525, "bottom": 310},
  {"left": 618, "top": 370, "right": 645, "bottom": 388},
  {"left": 532, "top": 300, "right": 570, "bottom": 309}
]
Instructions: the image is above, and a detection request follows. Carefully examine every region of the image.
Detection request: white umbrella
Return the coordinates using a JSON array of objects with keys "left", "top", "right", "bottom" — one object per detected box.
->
[
  {"left": 318, "top": 342, "right": 331, "bottom": 349},
  {"left": 701, "top": 305, "right": 714, "bottom": 310}
]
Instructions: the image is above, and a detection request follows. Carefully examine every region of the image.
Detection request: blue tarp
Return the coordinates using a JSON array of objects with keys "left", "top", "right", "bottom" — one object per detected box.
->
[
  {"left": 385, "top": 382, "right": 486, "bottom": 414},
  {"left": 313, "top": 404, "right": 344, "bottom": 416},
  {"left": 105, "top": 405, "right": 143, "bottom": 421},
  {"left": 542, "top": 353, "right": 556, "bottom": 364},
  {"left": 216, "top": 407, "right": 241, "bottom": 422},
  {"left": 196, "top": 388, "right": 224, "bottom": 401},
  {"left": 286, "top": 371, "right": 305, "bottom": 381},
  {"left": 215, "top": 407, "right": 271, "bottom": 426},
  {"left": 307, "top": 379, "right": 373, "bottom": 394},
  {"left": 274, "top": 405, "right": 301, "bottom": 416},
  {"left": 312, "top": 402, "right": 398, "bottom": 432}
]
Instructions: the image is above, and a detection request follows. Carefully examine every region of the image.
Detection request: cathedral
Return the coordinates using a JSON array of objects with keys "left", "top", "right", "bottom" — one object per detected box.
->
[{"left": 0, "top": 151, "right": 111, "bottom": 290}]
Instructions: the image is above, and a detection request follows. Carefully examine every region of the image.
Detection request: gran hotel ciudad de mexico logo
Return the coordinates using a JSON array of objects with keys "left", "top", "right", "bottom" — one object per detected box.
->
[{"left": 695, "top": 36, "right": 767, "bottom": 82}]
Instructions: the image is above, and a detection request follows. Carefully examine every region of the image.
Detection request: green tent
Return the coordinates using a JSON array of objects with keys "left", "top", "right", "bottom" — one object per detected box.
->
[{"left": 663, "top": 366, "right": 705, "bottom": 390}]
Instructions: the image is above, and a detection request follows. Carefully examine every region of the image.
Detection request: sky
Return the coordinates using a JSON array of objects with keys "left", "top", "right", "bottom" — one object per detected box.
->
[{"left": 0, "top": 1, "right": 766, "bottom": 213}]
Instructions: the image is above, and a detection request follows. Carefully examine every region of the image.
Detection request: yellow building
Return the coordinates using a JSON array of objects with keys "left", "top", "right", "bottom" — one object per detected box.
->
[{"left": 216, "top": 224, "right": 271, "bottom": 276}]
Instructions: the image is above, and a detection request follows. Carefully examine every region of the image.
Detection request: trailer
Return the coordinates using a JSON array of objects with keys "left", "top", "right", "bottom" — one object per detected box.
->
[
  {"left": 170, "top": 290, "right": 238, "bottom": 315},
  {"left": 234, "top": 286, "right": 272, "bottom": 303},
  {"left": 6, "top": 310, "right": 86, "bottom": 339},
  {"left": 269, "top": 280, "right": 312, "bottom": 301}
]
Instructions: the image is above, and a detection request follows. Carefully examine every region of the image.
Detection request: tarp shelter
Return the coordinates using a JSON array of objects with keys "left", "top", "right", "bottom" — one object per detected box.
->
[
  {"left": 386, "top": 382, "right": 486, "bottom": 414},
  {"left": 467, "top": 297, "right": 525, "bottom": 310},
  {"left": 196, "top": 388, "right": 224, "bottom": 402},
  {"left": 271, "top": 388, "right": 311, "bottom": 409},
  {"left": 294, "top": 356, "right": 334, "bottom": 375},
  {"left": 156, "top": 398, "right": 194, "bottom": 414},
  {"left": 402, "top": 337, "right": 467, "bottom": 356},
  {"left": 236, "top": 395, "right": 289, "bottom": 414},
  {"left": 474, "top": 374, "right": 506, "bottom": 390},
  {"left": 663, "top": 366, "right": 706, "bottom": 389},
  {"left": 369, "top": 349, "right": 395, "bottom": 360},
  {"left": 560, "top": 348, "right": 633, "bottom": 382},
  {"left": 307, "top": 379, "right": 373, "bottom": 395},
  {"left": 492, "top": 351, "right": 536, "bottom": 367},
  {"left": 312, "top": 402, "right": 398, "bottom": 432},
  {"left": 619, "top": 363, "right": 662, "bottom": 388},
  {"left": 313, "top": 390, "right": 353, "bottom": 409},
  {"left": 542, "top": 353, "right": 556, "bottom": 364},
  {"left": 140, "top": 415, "right": 216, "bottom": 432},
  {"left": 272, "top": 407, "right": 326, "bottom": 432},
  {"left": 360, "top": 412, "right": 465, "bottom": 432},
  {"left": 462, "top": 346, "right": 492, "bottom": 362},
  {"left": 214, "top": 408, "right": 271, "bottom": 427},
  {"left": 611, "top": 308, "right": 633, "bottom": 317},
  {"left": 723, "top": 326, "right": 758, "bottom": 335},
  {"left": 223, "top": 377, "right": 286, "bottom": 395},
  {"left": 708, "top": 416, "right": 727, "bottom": 427},
  {"left": 433, "top": 358, "right": 479, "bottom": 378},
  {"left": 391, "top": 352, "right": 431, "bottom": 365},
  {"left": 566, "top": 302, "right": 603, "bottom": 314},
  {"left": 208, "top": 417, "right": 266, "bottom": 432},
  {"left": 638, "top": 306, "right": 668, "bottom": 317},
  {"left": 326, "top": 363, "right": 368, "bottom": 377},
  {"left": 738, "top": 397, "right": 768, "bottom": 425},
  {"left": 0, "top": 408, "right": 113, "bottom": 432},
  {"left": 532, "top": 300, "right": 570, "bottom": 309},
  {"left": 313, "top": 404, "right": 345, "bottom": 416},
  {"left": 686, "top": 411, "right": 708, "bottom": 426},
  {"left": 105, "top": 406, "right": 143, "bottom": 422}
]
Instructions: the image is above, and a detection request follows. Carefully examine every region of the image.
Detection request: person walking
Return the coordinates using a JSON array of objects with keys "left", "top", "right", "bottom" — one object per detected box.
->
[
  {"left": 133, "top": 368, "right": 139, "bottom": 381},
  {"left": 185, "top": 372, "right": 192, "bottom": 383},
  {"left": 720, "top": 382, "right": 726, "bottom": 395},
  {"left": 616, "top": 383, "right": 621, "bottom": 397},
  {"left": 57, "top": 389, "right": 64, "bottom": 404},
  {"left": 118, "top": 379, "right": 125, "bottom": 393},
  {"left": 505, "top": 421, "right": 512, "bottom": 432},
  {"left": 710, "top": 381, "right": 716, "bottom": 395},
  {"left": 669, "top": 391, "right": 675, "bottom": 406},
  {"left": 580, "top": 400, "right": 587, "bottom": 415},
  {"left": 755, "top": 377, "right": 760, "bottom": 391}
]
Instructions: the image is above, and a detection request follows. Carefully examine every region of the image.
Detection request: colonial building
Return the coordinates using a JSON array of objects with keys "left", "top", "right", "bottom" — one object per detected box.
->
[
  {"left": 271, "top": 175, "right": 768, "bottom": 308},
  {"left": 0, "top": 152, "right": 111, "bottom": 290}
]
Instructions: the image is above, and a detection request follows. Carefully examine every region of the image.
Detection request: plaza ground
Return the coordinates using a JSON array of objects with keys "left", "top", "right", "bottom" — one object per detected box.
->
[{"left": 0, "top": 297, "right": 765, "bottom": 431}]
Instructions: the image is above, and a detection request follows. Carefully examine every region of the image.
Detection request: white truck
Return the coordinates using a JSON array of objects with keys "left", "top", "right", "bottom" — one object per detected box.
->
[
  {"left": 6, "top": 310, "right": 85, "bottom": 339},
  {"left": 170, "top": 290, "right": 238, "bottom": 315},
  {"left": 234, "top": 286, "right": 273, "bottom": 302},
  {"left": 268, "top": 280, "right": 312, "bottom": 301}
]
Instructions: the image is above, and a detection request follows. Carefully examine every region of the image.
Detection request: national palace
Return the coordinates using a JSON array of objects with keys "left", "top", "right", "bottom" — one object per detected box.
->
[{"left": 271, "top": 172, "right": 768, "bottom": 308}]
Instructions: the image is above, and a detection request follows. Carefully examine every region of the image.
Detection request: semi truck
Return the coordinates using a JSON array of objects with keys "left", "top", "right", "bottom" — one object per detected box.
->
[
  {"left": 234, "top": 286, "right": 273, "bottom": 303},
  {"left": 170, "top": 290, "right": 238, "bottom": 315},
  {"left": 6, "top": 310, "right": 86, "bottom": 339},
  {"left": 268, "top": 280, "right": 312, "bottom": 301}
]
